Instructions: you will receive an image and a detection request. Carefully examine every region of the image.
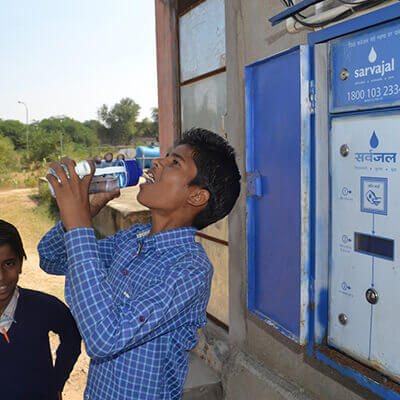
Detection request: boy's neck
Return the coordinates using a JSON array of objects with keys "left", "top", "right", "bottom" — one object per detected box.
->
[{"left": 149, "top": 211, "right": 194, "bottom": 236}]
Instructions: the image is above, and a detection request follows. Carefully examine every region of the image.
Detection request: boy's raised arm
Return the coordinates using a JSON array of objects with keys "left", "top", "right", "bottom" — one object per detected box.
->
[
  {"left": 64, "top": 227, "right": 212, "bottom": 360},
  {"left": 39, "top": 158, "right": 121, "bottom": 276},
  {"left": 38, "top": 221, "right": 70, "bottom": 275},
  {"left": 38, "top": 221, "right": 125, "bottom": 275}
]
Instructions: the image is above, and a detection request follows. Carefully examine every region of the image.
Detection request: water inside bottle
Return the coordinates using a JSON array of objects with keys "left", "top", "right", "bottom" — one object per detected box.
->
[{"left": 88, "top": 175, "right": 119, "bottom": 194}]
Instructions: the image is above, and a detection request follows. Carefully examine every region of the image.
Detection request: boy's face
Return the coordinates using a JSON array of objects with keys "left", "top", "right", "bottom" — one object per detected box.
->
[
  {"left": 137, "top": 144, "right": 203, "bottom": 213},
  {"left": 0, "top": 244, "right": 22, "bottom": 309}
]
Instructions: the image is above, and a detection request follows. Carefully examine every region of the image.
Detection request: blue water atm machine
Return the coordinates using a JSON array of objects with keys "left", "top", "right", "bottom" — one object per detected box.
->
[
  {"left": 325, "top": 18, "right": 400, "bottom": 383},
  {"left": 246, "top": 6, "right": 400, "bottom": 398}
]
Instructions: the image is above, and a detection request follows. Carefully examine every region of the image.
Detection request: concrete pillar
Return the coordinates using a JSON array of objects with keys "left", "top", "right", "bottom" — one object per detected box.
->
[
  {"left": 155, "top": 0, "right": 180, "bottom": 156},
  {"left": 225, "top": 0, "right": 248, "bottom": 347}
]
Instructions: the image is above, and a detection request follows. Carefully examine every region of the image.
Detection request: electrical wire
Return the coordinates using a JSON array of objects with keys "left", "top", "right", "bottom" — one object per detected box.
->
[
  {"left": 287, "top": 0, "right": 307, "bottom": 18},
  {"left": 337, "top": 0, "right": 372, "bottom": 4},
  {"left": 291, "top": 9, "right": 353, "bottom": 28},
  {"left": 287, "top": 0, "right": 388, "bottom": 29}
]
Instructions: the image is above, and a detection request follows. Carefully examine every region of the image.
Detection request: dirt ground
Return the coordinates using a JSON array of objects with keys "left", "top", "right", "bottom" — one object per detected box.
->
[{"left": 0, "top": 188, "right": 89, "bottom": 400}]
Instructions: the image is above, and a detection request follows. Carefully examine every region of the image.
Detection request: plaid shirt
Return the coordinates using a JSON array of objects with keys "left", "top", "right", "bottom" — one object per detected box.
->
[{"left": 38, "top": 222, "right": 213, "bottom": 400}]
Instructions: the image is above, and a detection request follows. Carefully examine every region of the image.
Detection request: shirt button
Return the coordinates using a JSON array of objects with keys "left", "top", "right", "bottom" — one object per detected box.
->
[
  {"left": 122, "top": 269, "right": 128, "bottom": 276},
  {"left": 139, "top": 315, "right": 145, "bottom": 322}
]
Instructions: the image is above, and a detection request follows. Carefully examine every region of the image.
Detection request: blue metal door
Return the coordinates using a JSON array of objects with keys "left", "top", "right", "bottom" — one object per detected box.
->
[{"left": 245, "top": 46, "right": 311, "bottom": 344}]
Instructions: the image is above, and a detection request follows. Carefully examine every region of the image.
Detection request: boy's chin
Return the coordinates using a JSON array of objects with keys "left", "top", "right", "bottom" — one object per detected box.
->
[{"left": 137, "top": 191, "right": 152, "bottom": 208}]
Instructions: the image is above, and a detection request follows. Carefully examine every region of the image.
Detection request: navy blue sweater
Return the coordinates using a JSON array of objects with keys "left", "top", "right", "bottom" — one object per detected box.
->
[{"left": 0, "top": 288, "right": 81, "bottom": 400}]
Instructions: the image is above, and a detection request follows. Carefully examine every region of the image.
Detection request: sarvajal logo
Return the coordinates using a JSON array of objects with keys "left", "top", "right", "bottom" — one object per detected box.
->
[
  {"left": 354, "top": 47, "right": 395, "bottom": 78},
  {"left": 370, "top": 131, "right": 379, "bottom": 149},
  {"left": 354, "top": 131, "right": 397, "bottom": 164}
]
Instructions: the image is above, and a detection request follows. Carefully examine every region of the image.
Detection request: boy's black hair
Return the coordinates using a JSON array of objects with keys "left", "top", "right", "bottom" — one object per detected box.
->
[
  {"left": 0, "top": 220, "right": 27, "bottom": 260},
  {"left": 178, "top": 128, "right": 241, "bottom": 230}
]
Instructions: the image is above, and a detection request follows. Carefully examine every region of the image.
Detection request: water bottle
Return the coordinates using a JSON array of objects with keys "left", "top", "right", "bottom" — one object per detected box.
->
[{"left": 48, "top": 159, "right": 143, "bottom": 197}]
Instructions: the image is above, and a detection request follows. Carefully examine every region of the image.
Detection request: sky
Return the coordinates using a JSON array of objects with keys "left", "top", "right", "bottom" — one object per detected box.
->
[{"left": 0, "top": 0, "right": 158, "bottom": 123}]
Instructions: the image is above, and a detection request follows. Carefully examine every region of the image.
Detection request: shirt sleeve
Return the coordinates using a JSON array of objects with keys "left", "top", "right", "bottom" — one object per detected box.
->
[
  {"left": 38, "top": 221, "right": 130, "bottom": 276},
  {"left": 48, "top": 296, "right": 82, "bottom": 392},
  {"left": 38, "top": 221, "right": 69, "bottom": 275},
  {"left": 64, "top": 228, "right": 211, "bottom": 360}
]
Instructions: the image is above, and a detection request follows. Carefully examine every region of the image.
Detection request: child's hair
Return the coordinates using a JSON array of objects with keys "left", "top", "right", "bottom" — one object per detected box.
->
[
  {"left": 0, "top": 220, "right": 27, "bottom": 261},
  {"left": 178, "top": 128, "right": 241, "bottom": 230}
]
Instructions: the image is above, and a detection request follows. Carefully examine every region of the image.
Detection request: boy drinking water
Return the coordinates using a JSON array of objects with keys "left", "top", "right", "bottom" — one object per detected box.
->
[{"left": 38, "top": 128, "right": 241, "bottom": 400}]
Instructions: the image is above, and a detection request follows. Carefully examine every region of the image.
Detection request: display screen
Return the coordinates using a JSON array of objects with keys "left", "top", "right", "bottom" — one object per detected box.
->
[{"left": 354, "top": 233, "right": 394, "bottom": 260}]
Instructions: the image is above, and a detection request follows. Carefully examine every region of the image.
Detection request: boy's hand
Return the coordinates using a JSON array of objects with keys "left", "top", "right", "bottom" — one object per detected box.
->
[
  {"left": 89, "top": 189, "right": 120, "bottom": 218},
  {"left": 47, "top": 158, "right": 94, "bottom": 231}
]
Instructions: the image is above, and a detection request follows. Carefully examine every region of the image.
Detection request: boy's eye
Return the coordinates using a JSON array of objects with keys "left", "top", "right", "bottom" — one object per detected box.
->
[{"left": 172, "top": 158, "right": 180, "bottom": 166}]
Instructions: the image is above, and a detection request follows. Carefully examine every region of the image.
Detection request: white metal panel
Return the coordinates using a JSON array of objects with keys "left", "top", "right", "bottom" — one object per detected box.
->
[
  {"left": 329, "top": 113, "right": 400, "bottom": 382},
  {"left": 179, "top": 0, "right": 225, "bottom": 82}
]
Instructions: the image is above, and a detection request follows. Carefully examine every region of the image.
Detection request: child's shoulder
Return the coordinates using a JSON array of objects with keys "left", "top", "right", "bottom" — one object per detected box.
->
[
  {"left": 174, "top": 241, "right": 213, "bottom": 275},
  {"left": 19, "top": 287, "right": 66, "bottom": 309}
]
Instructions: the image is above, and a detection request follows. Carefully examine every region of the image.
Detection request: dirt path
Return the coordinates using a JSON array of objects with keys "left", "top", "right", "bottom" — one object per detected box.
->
[{"left": 0, "top": 188, "right": 89, "bottom": 400}]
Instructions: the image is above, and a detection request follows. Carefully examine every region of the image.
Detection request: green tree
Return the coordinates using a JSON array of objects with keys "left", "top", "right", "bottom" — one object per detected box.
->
[
  {"left": 136, "top": 108, "right": 159, "bottom": 140},
  {"left": 150, "top": 107, "right": 159, "bottom": 140},
  {"left": 83, "top": 119, "right": 108, "bottom": 144},
  {"left": 27, "top": 128, "right": 61, "bottom": 162},
  {"left": 136, "top": 118, "right": 152, "bottom": 138},
  {"left": 0, "top": 134, "right": 17, "bottom": 170},
  {"left": 98, "top": 98, "right": 141, "bottom": 145},
  {"left": 0, "top": 119, "right": 26, "bottom": 149},
  {"left": 38, "top": 117, "right": 99, "bottom": 148},
  {"left": 151, "top": 107, "right": 158, "bottom": 125}
]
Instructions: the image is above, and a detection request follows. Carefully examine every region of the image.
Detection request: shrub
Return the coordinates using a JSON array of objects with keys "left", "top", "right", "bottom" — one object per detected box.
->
[
  {"left": 0, "top": 136, "right": 18, "bottom": 171},
  {"left": 0, "top": 120, "right": 26, "bottom": 149},
  {"left": 25, "top": 128, "right": 61, "bottom": 163},
  {"left": 38, "top": 180, "right": 59, "bottom": 220}
]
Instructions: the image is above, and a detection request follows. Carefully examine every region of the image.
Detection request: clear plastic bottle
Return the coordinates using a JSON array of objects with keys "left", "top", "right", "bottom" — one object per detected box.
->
[{"left": 48, "top": 159, "right": 143, "bottom": 197}]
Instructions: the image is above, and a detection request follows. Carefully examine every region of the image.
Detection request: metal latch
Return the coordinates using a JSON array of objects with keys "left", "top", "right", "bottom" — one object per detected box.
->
[{"left": 247, "top": 171, "right": 262, "bottom": 197}]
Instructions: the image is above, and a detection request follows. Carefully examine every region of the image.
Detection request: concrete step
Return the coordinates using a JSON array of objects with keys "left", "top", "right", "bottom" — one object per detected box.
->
[{"left": 182, "top": 353, "right": 223, "bottom": 400}]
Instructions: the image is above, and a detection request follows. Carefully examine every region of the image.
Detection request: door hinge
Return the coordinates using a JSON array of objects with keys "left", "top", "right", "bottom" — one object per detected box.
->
[
  {"left": 247, "top": 171, "right": 262, "bottom": 197},
  {"left": 309, "top": 80, "right": 315, "bottom": 114}
]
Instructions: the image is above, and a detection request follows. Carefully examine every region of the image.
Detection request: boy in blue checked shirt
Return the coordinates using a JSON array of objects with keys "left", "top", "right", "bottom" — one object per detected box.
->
[{"left": 38, "top": 128, "right": 241, "bottom": 400}]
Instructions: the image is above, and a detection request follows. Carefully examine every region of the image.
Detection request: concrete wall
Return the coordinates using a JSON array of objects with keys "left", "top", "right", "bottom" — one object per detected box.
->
[
  {"left": 154, "top": 1, "right": 395, "bottom": 398},
  {"left": 224, "top": 1, "right": 386, "bottom": 399},
  {"left": 92, "top": 184, "right": 151, "bottom": 237}
]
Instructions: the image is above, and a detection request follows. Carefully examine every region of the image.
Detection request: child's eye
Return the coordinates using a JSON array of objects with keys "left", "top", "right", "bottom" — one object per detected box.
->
[
  {"left": 172, "top": 159, "right": 180, "bottom": 166},
  {"left": 4, "top": 261, "right": 16, "bottom": 269}
]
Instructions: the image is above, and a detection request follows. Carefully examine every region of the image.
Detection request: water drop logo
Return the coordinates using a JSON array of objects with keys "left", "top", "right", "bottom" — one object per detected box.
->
[
  {"left": 370, "top": 131, "right": 379, "bottom": 149},
  {"left": 368, "top": 47, "right": 377, "bottom": 63}
]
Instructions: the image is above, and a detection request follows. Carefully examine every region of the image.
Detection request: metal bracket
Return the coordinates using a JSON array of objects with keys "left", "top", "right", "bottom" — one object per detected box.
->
[{"left": 247, "top": 171, "right": 263, "bottom": 197}]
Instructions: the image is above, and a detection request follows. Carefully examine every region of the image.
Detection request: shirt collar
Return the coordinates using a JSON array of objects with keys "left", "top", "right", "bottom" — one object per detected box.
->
[
  {"left": 141, "top": 225, "right": 198, "bottom": 253},
  {"left": 0, "top": 286, "right": 19, "bottom": 333}
]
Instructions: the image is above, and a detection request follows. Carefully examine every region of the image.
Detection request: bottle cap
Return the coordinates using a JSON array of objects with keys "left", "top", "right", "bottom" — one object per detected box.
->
[
  {"left": 124, "top": 160, "right": 143, "bottom": 187},
  {"left": 74, "top": 160, "right": 92, "bottom": 177}
]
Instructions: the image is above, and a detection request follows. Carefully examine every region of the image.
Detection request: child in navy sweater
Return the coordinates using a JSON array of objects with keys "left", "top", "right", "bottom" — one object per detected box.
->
[{"left": 0, "top": 220, "right": 81, "bottom": 400}]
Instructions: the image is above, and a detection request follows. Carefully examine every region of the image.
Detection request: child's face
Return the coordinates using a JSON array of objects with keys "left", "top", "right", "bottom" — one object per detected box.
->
[
  {"left": 0, "top": 244, "right": 22, "bottom": 307},
  {"left": 137, "top": 144, "right": 200, "bottom": 213}
]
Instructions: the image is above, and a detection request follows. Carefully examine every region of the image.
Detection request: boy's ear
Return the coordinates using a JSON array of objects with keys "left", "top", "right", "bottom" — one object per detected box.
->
[{"left": 187, "top": 187, "right": 210, "bottom": 208}]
